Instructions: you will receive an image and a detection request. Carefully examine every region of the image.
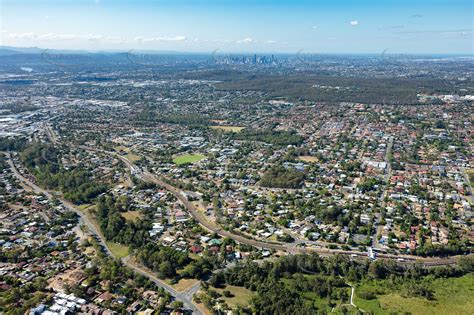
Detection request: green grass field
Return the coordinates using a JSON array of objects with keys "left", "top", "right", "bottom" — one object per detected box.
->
[
  {"left": 214, "top": 285, "right": 254, "bottom": 308},
  {"left": 173, "top": 153, "right": 205, "bottom": 165},
  {"left": 354, "top": 274, "right": 474, "bottom": 315},
  {"left": 106, "top": 242, "right": 129, "bottom": 259}
]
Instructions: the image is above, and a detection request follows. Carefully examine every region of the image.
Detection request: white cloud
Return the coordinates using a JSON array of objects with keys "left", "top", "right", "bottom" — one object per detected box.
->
[
  {"left": 6, "top": 32, "right": 127, "bottom": 43},
  {"left": 266, "top": 40, "right": 277, "bottom": 44},
  {"left": 86, "top": 34, "right": 104, "bottom": 41},
  {"left": 237, "top": 37, "right": 256, "bottom": 44},
  {"left": 37, "top": 33, "right": 78, "bottom": 40},
  {"left": 350, "top": 20, "right": 359, "bottom": 26},
  {"left": 104, "top": 36, "right": 124, "bottom": 43},
  {"left": 135, "top": 36, "right": 187, "bottom": 43},
  {"left": 312, "top": 26, "right": 319, "bottom": 30},
  {"left": 8, "top": 32, "right": 37, "bottom": 39}
]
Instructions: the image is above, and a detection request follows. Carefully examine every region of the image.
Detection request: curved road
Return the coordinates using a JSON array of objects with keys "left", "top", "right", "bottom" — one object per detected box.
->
[{"left": 4, "top": 151, "right": 202, "bottom": 315}]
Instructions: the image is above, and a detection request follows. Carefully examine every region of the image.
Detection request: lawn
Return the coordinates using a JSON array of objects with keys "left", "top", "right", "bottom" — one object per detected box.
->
[
  {"left": 214, "top": 285, "right": 254, "bottom": 308},
  {"left": 354, "top": 274, "right": 474, "bottom": 315},
  {"left": 121, "top": 210, "right": 142, "bottom": 221},
  {"left": 106, "top": 242, "right": 129, "bottom": 259},
  {"left": 210, "top": 125, "right": 245, "bottom": 133},
  {"left": 173, "top": 153, "right": 205, "bottom": 165}
]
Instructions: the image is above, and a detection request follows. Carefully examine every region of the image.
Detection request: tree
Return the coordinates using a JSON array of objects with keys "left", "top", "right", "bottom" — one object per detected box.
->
[
  {"left": 33, "top": 277, "right": 48, "bottom": 291},
  {"left": 171, "top": 300, "right": 184, "bottom": 311},
  {"left": 159, "top": 261, "right": 175, "bottom": 278},
  {"left": 368, "top": 260, "right": 387, "bottom": 279}
]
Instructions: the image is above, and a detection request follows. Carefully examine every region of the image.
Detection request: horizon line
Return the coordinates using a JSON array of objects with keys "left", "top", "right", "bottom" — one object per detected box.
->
[{"left": 2, "top": 45, "right": 474, "bottom": 57}]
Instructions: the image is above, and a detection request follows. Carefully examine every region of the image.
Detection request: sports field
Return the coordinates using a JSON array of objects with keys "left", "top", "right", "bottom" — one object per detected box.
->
[{"left": 173, "top": 153, "right": 205, "bottom": 165}]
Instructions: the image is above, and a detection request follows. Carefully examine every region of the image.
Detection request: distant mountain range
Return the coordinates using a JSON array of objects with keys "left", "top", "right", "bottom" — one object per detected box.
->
[
  {"left": 2, "top": 46, "right": 473, "bottom": 58},
  {"left": 0, "top": 46, "right": 82, "bottom": 55},
  {"left": 0, "top": 46, "right": 210, "bottom": 56},
  {"left": 0, "top": 46, "right": 218, "bottom": 68}
]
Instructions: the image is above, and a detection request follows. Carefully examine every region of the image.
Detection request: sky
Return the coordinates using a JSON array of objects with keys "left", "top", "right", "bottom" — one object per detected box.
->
[{"left": 1, "top": 0, "right": 473, "bottom": 54}]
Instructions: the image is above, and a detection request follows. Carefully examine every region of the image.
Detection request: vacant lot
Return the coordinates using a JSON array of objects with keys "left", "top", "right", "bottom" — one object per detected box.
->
[
  {"left": 214, "top": 285, "right": 254, "bottom": 308},
  {"left": 354, "top": 274, "right": 474, "bottom": 315},
  {"left": 114, "top": 145, "right": 140, "bottom": 162},
  {"left": 125, "top": 152, "right": 141, "bottom": 162},
  {"left": 298, "top": 155, "right": 318, "bottom": 163},
  {"left": 210, "top": 125, "right": 245, "bottom": 133},
  {"left": 121, "top": 210, "right": 142, "bottom": 221},
  {"left": 106, "top": 242, "right": 129, "bottom": 259},
  {"left": 173, "top": 153, "right": 205, "bottom": 165}
]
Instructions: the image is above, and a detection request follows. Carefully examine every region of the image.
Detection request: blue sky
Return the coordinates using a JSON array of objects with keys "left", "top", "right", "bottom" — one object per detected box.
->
[{"left": 1, "top": 0, "right": 473, "bottom": 54}]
